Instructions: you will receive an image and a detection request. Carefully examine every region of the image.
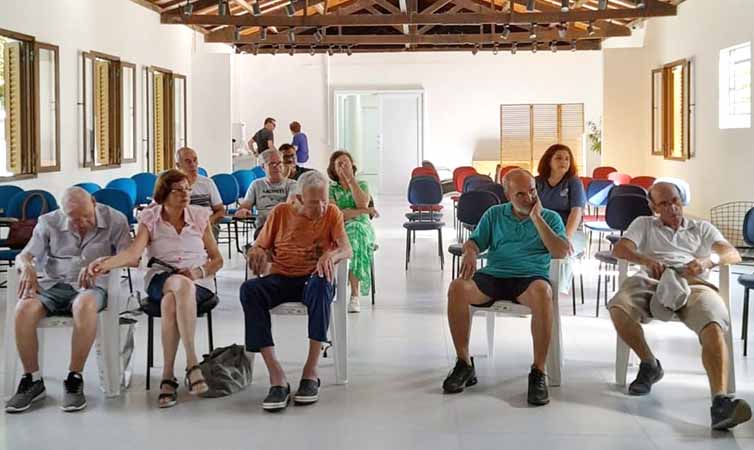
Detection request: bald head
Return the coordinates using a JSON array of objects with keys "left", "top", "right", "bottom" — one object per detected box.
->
[
  {"left": 502, "top": 169, "right": 537, "bottom": 216},
  {"left": 61, "top": 187, "right": 97, "bottom": 235},
  {"left": 502, "top": 169, "right": 534, "bottom": 193},
  {"left": 61, "top": 187, "right": 92, "bottom": 211},
  {"left": 647, "top": 181, "right": 682, "bottom": 204},
  {"left": 648, "top": 181, "right": 684, "bottom": 229}
]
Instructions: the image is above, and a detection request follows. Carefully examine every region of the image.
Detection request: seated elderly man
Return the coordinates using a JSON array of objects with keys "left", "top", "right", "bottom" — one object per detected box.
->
[
  {"left": 443, "top": 169, "right": 569, "bottom": 406},
  {"left": 280, "top": 143, "right": 313, "bottom": 181},
  {"left": 5, "top": 187, "right": 131, "bottom": 414},
  {"left": 175, "top": 146, "right": 225, "bottom": 238},
  {"left": 235, "top": 149, "right": 296, "bottom": 239},
  {"left": 608, "top": 182, "right": 751, "bottom": 430},
  {"left": 240, "top": 171, "right": 352, "bottom": 412}
]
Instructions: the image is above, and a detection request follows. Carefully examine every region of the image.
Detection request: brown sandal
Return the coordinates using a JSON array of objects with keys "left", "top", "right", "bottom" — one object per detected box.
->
[
  {"left": 158, "top": 378, "right": 179, "bottom": 408},
  {"left": 185, "top": 365, "right": 208, "bottom": 396}
]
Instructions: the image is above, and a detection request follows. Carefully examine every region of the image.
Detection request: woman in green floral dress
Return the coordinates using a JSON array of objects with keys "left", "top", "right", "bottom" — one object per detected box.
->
[{"left": 328, "top": 151, "right": 377, "bottom": 313}]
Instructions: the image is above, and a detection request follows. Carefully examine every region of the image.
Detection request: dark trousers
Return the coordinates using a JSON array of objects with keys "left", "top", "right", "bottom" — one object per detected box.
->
[{"left": 240, "top": 274, "right": 335, "bottom": 352}]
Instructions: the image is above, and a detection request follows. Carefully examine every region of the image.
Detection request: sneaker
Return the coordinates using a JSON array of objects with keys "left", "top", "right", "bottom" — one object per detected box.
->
[
  {"left": 262, "top": 384, "right": 291, "bottom": 412},
  {"left": 348, "top": 296, "right": 361, "bottom": 313},
  {"left": 5, "top": 374, "right": 46, "bottom": 413},
  {"left": 711, "top": 395, "right": 752, "bottom": 430},
  {"left": 293, "top": 378, "right": 321, "bottom": 405},
  {"left": 527, "top": 366, "right": 549, "bottom": 406},
  {"left": 442, "top": 357, "right": 477, "bottom": 394},
  {"left": 61, "top": 372, "right": 87, "bottom": 412},
  {"left": 628, "top": 359, "right": 664, "bottom": 396}
]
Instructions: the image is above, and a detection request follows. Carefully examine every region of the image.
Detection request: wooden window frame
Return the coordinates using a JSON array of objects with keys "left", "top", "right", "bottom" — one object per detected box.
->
[
  {"left": 121, "top": 61, "right": 137, "bottom": 164},
  {"left": 145, "top": 66, "right": 187, "bottom": 173},
  {"left": 34, "top": 42, "right": 60, "bottom": 173},
  {"left": 173, "top": 73, "right": 187, "bottom": 151},
  {"left": 81, "top": 50, "right": 123, "bottom": 171},
  {"left": 651, "top": 59, "right": 693, "bottom": 161}
]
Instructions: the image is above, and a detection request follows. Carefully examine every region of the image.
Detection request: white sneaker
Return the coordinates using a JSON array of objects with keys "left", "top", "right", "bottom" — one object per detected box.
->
[{"left": 348, "top": 296, "right": 361, "bottom": 313}]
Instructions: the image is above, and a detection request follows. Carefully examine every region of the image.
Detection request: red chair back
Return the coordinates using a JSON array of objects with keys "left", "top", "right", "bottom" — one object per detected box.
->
[
  {"left": 411, "top": 167, "right": 439, "bottom": 181},
  {"left": 453, "top": 166, "right": 477, "bottom": 192},
  {"left": 608, "top": 172, "right": 632, "bottom": 186},
  {"left": 630, "top": 176, "right": 656, "bottom": 190},
  {"left": 592, "top": 166, "right": 617, "bottom": 179},
  {"left": 580, "top": 176, "right": 593, "bottom": 191},
  {"left": 498, "top": 165, "right": 521, "bottom": 181}
]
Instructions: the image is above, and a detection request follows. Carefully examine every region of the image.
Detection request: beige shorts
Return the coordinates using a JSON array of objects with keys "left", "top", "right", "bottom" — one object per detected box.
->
[{"left": 607, "top": 276, "right": 730, "bottom": 336}]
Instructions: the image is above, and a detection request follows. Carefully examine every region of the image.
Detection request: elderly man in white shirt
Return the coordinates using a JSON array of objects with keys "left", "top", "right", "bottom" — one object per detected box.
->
[
  {"left": 175, "top": 147, "right": 225, "bottom": 238},
  {"left": 608, "top": 182, "right": 750, "bottom": 431}
]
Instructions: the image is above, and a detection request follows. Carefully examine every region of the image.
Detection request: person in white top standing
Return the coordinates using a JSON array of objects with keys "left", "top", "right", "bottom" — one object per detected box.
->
[
  {"left": 608, "top": 182, "right": 750, "bottom": 430},
  {"left": 175, "top": 147, "right": 225, "bottom": 239}
]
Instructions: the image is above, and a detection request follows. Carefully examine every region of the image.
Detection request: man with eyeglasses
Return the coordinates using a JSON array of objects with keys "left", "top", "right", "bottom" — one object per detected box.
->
[
  {"left": 175, "top": 147, "right": 225, "bottom": 239},
  {"left": 235, "top": 149, "right": 296, "bottom": 239},
  {"left": 608, "top": 182, "right": 751, "bottom": 430},
  {"left": 280, "top": 143, "right": 313, "bottom": 181}
]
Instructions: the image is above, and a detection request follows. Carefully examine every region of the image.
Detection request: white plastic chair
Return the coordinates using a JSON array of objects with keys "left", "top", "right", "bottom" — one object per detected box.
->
[
  {"left": 614, "top": 259, "right": 736, "bottom": 393},
  {"left": 3, "top": 268, "right": 123, "bottom": 399},
  {"left": 262, "top": 261, "right": 350, "bottom": 384},
  {"left": 469, "top": 259, "right": 564, "bottom": 386}
]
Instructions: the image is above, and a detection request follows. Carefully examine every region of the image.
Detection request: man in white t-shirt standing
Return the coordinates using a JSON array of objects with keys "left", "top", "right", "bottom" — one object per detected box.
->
[
  {"left": 175, "top": 147, "right": 225, "bottom": 238},
  {"left": 608, "top": 182, "right": 750, "bottom": 431}
]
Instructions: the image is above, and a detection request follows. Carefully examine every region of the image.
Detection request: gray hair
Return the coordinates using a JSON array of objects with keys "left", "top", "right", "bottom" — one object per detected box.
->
[
  {"left": 259, "top": 149, "right": 281, "bottom": 166},
  {"left": 61, "top": 187, "right": 92, "bottom": 210},
  {"left": 648, "top": 181, "right": 683, "bottom": 204},
  {"left": 174, "top": 146, "right": 195, "bottom": 164},
  {"left": 501, "top": 168, "right": 534, "bottom": 193},
  {"left": 296, "top": 170, "right": 329, "bottom": 194}
]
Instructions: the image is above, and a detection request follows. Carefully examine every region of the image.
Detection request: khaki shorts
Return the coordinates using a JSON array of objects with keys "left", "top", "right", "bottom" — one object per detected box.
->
[{"left": 607, "top": 276, "right": 730, "bottom": 336}]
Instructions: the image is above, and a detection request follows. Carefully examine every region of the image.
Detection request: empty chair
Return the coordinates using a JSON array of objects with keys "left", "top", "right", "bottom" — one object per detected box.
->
[
  {"left": 737, "top": 207, "right": 754, "bottom": 355},
  {"left": 608, "top": 184, "right": 646, "bottom": 199},
  {"left": 250, "top": 165, "right": 266, "bottom": 179},
  {"left": 411, "top": 166, "right": 440, "bottom": 181},
  {"left": 629, "top": 176, "right": 656, "bottom": 190},
  {"left": 607, "top": 172, "right": 632, "bottom": 186},
  {"left": 131, "top": 172, "right": 157, "bottom": 206},
  {"left": 232, "top": 170, "right": 256, "bottom": 201},
  {"left": 211, "top": 173, "right": 240, "bottom": 257},
  {"left": 451, "top": 166, "right": 478, "bottom": 230},
  {"left": 448, "top": 190, "right": 500, "bottom": 278},
  {"left": 473, "top": 182, "right": 506, "bottom": 203},
  {"left": 105, "top": 178, "right": 138, "bottom": 206},
  {"left": 592, "top": 166, "right": 617, "bottom": 180},
  {"left": 93, "top": 189, "right": 136, "bottom": 225},
  {"left": 498, "top": 165, "right": 521, "bottom": 180},
  {"left": 404, "top": 176, "right": 445, "bottom": 270},
  {"left": 463, "top": 174, "right": 494, "bottom": 193},
  {"left": 74, "top": 183, "right": 101, "bottom": 195},
  {"left": 5, "top": 190, "right": 59, "bottom": 219},
  {"left": 0, "top": 186, "right": 23, "bottom": 217},
  {"left": 197, "top": 167, "right": 208, "bottom": 177}
]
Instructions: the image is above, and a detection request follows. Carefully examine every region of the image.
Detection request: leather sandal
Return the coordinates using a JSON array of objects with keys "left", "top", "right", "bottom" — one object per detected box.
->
[
  {"left": 184, "top": 365, "right": 209, "bottom": 396},
  {"left": 158, "top": 378, "right": 179, "bottom": 408}
]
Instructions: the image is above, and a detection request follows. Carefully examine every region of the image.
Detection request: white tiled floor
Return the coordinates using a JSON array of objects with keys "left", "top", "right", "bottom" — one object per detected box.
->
[{"left": 2, "top": 195, "right": 754, "bottom": 450}]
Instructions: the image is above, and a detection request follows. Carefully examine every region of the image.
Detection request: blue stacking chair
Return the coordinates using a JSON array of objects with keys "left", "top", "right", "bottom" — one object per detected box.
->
[
  {"left": 93, "top": 189, "right": 136, "bottom": 225},
  {"left": 211, "top": 174, "right": 239, "bottom": 257},
  {"left": 0, "top": 186, "right": 24, "bottom": 217},
  {"left": 106, "top": 178, "right": 138, "bottom": 206},
  {"left": 250, "top": 165, "right": 266, "bottom": 179},
  {"left": 131, "top": 172, "right": 157, "bottom": 206},
  {"left": 232, "top": 170, "right": 256, "bottom": 200},
  {"left": 583, "top": 179, "right": 615, "bottom": 255},
  {"left": 462, "top": 174, "right": 494, "bottom": 193},
  {"left": 447, "top": 190, "right": 500, "bottom": 279},
  {"left": 197, "top": 167, "right": 208, "bottom": 177},
  {"left": 738, "top": 208, "right": 754, "bottom": 356},
  {"left": 473, "top": 182, "right": 506, "bottom": 203},
  {"left": 403, "top": 176, "right": 445, "bottom": 271},
  {"left": 74, "top": 183, "right": 102, "bottom": 194}
]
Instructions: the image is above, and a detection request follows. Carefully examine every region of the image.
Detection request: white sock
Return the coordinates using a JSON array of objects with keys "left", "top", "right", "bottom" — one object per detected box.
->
[{"left": 30, "top": 371, "right": 41, "bottom": 382}]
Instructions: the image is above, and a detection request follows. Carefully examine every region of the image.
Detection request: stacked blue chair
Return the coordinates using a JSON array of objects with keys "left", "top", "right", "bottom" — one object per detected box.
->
[
  {"left": 462, "top": 174, "right": 494, "bottom": 193},
  {"left": 473, "top": 182, "right": 506, "bottom": 203},
  {"left": 583, "top": 179, "right": 615, "bottom": 255},
  {"left": 231, "top": 169, "right": 257, "bottom": 247},
  {"left": 74, "top": 183, "right": 102, "bottom": 194},
  {"left": 211, "top": 174, "right": 240, "bottom": 257},
  {"left": 448, "top": 190, "right": 500, "bottom": 278},
  {"left": 0, "top": 186, "right": 24, "bottom": 218},
  {"left": 250, "top": 165, "right": 266, "bottom": 179},
  {"left": 106, "top": 178, "right": 138, "bottom": 207},
  {"left": 1, "top": 190, "right": 59, "bottom": 279},
  {"left": 737, "top": 208, "right": 754, "bottom": 356},
  {"left": 403, "top": 176, "right": 445, "bottom": 271},
  {"left": 93, "top": 189, "right": 136, "bottom": 225},
  {"left": 131, "top": 172, "right": 157, "bottom": 206},
  {"left": 197, "top": 167, "right": 209, "bottom": 177}
]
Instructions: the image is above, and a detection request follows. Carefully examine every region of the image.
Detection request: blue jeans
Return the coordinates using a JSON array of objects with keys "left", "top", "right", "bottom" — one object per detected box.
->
[{"left": 239, "top": 274, "right": 335, "bottom": 352}]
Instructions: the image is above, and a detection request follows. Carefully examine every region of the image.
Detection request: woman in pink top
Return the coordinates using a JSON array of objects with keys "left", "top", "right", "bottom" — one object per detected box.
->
[{"left": 88, "top": 169, "right": 224, "bottom": 408}]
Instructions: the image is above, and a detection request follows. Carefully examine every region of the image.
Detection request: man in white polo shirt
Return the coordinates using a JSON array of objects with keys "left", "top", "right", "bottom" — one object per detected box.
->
[
  {"left": 175, "top": 147, "right": 225, "bottom": 238},
  {"left": 608, "top": 182, "right": 750, "bottom": 430}
]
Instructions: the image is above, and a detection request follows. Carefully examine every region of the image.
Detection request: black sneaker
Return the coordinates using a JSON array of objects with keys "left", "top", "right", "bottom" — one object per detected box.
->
[
  {"left": 262, "top": 384, "right": 291, "bottom": 412},
  {"left": 711, "top": 395, "right": 752, "bottom": 430},
  {"left": 5, "top": 374, "right": 46, "bottom": 413},
  {"left": 628, "top": 359, "right": 664, "bottom": 396},
  {"left": 62, "top": 372, "right": 87, "bottom": 412},
  {"left": 293, "top": 378, "right": 321, "bottom": 405},
  {"left": 527, "top": 366, "right": 549, "bottom": 406},
  {"left": 442, "top": 357, "right": 477, "bottom": 394}
]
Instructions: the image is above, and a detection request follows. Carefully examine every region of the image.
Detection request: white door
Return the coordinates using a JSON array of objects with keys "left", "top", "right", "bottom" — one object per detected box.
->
[{"left": 378, "top": 93, "right": 422, "bottom": 196}]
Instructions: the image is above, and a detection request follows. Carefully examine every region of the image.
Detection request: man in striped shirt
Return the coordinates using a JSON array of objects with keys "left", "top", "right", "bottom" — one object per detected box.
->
[{"left": 175, "top": 147, "right": 225, "bottom": 238}]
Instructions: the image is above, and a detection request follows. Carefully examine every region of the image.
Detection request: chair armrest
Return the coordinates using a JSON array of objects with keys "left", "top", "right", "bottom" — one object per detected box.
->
[{"left": 548, "top": 258, "right": 564, "bottom": 296}]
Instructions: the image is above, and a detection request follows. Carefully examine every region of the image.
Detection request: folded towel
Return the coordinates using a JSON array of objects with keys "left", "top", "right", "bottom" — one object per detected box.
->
[{"left": 650, "top": 267, "right": 690, "bottom": 321}]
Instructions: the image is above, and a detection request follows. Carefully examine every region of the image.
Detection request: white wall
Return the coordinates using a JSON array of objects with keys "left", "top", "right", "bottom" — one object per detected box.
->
[
  {"left": 236, "top": 51, "right": 604, "bottom": 175},
  {"left": 603, "top": 0, "right": 754, "bottom": 217},
  {"left": 0, "top": 0, "right": 231, "bottom": 194}
]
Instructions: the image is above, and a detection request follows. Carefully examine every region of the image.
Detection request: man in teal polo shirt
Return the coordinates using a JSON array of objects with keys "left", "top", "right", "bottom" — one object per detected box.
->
[{"left": 443, "top": 169, "right": 569, "bottom": 406}]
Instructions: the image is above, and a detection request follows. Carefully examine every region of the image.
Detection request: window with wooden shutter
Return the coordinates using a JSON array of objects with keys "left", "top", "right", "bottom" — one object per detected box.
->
[
  {"left": 146, "top": 67, "right": 187, "bottom": 173},
  {"left": 651, "top": 59, "right": 693, "bottom": 160},
  {"left": 35, "top": 42, "right": 60, "bottom": 172}
]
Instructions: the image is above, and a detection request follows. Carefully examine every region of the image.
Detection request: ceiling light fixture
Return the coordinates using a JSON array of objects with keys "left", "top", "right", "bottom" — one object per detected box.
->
[
  {"left": 532, "top": 42, "right": 538, "bottom": 53},
  {"left": 526, "top": 0, "right": 535, "bottom": 11},
  {"left": 327, "top": 45, "right": 334, "bottom": 56},
  {"left": 636, "top": 0, "right": 646, "bottom": 8},
  {"left": 558, "top": 22, "right": 567, "bottom": 39},
  {"left": 252, "top": 44, "right": 259, "bottom": 55},
  {"left": 289, "top": 46, "right": 295, "bottom": 56},
  {"left": 252, "top": 1, "right": 261, "bottom": 16},
  {"left": 511, "top": 42, "right": 517, "bottom": 54},
  {"left": 550, "top": 41, "right": 557, "bottom": 52},
  {"left": 288, "top": 29, "right": 295, "bottom": 43},
  {"left": 218, "top": 0, "right": 229, "bottom": 16},
  {"left": 313, "top": 29, "right": 324, "bottom": 43},
  {"left": 285, "top": 0, "right": 296, "bottom": 16},
  {"left": 472, "top": 45, "right": 479, "bottom": 55},
  {"left": 182, "top": 0, "right": 193, "bottom": 16},
  {"left": 493, "top": 43, "right": 499, "bottom": 55},
  {"left": 310, "top": 45, "right": 316, "bottom": 56},
  {"left": 501, "top": 24, "right": 510, "bottom": 40},
  {"left": 571, "top": 40, "right": 577, "bottom": 52},
  {"left": 346, "top": 46, "right": 353, "bottom": 56},
  {"left": 587, "top": 21, "right": 595, "bottom": 36},
  {"left": 598, "top": 0, "right": 608, "bottom": 10},
  {"left": 560, "top": 0, "right": 569, "bottom": 12},
  {"left": 529, "top": 23, "right": 537, "bottom": 40},
  {"left": 272, "top": 45, "right": 278, "bottom": 55},
  {"left": 260, "top": 27, "right": 267, "bottom": 41},
  {"left": 234, "top": 26, "right": 241, "bottom": 41}
]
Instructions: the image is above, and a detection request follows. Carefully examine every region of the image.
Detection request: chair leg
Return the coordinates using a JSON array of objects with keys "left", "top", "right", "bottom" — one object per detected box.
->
[
  {"left": 127, "top": 268, "right": 133, "bottom": 293},
  {"left": 580, "top": 272, "right": 585, "bottom": 305},
  {"left": 438, "top": 228, "right": 444, "bottom": 270},
  {"left": 743, "top": 288, "right": 749, "bottom": 357},
  {"left": 226, "top": 223, "right": 232, "bottom": 258},
  {"left": 486, "top": 311, "right": 496, "bottom": 370},
  {"left": 405, "top": 229, "right": 411, "bottom": 271},
  {"left": 596, "top": 261, "right": 602, "bottom": 317},
  {"left": 207, "top": 312, "right": 214, "bottom": 352},
  {"left": 615, "top": 335, "right": 630, "bottom": 386},
  {"left": 370, "top": 254, "right": 376, "bottom": 306},
  {"left": 572, "top": 276, "right": 576, "bottom": 316},
  {"left": 146, "top": 315, "right": 154, "bottom": 391},
  {"left": 234, "top": 220, "right": 243, "bottom": 254}
]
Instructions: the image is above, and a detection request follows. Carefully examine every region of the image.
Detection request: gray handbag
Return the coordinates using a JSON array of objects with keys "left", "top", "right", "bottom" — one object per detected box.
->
[{"left": 198, "top": 344, "right": 253, "bottom": 398}]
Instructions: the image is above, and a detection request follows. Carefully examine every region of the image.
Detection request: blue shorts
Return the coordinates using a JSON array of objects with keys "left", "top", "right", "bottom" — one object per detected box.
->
[
  {"left": 38, "top": 283, "right": 107, "bottom": 316},
  {"left": 146, "top": 272, "right": 215, "bottom": 304}
]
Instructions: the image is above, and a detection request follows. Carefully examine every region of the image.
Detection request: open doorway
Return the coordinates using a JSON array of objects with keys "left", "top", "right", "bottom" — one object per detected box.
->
[{"left": 334, "top": 90, "right": 424, "bottom": 197}]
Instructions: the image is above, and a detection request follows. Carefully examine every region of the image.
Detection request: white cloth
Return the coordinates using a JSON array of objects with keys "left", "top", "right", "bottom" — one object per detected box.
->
[{"left": 651, "top": 268, "right": 691, "bottom": 321}]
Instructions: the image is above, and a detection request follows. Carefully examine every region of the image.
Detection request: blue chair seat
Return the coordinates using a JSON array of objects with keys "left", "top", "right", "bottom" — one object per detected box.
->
[
  {"left": 405, "top": 212, "right": 443, "bottom": 221},
  {"left": 0, "top": 249, "right": 21, "bottom": 261},
  {"left": 594, "top": 251, "right": 618, "bottom": 265},
  {"left": 403, "top": 221, "right": 445, "bottom": 231},
  {"left": 738, "top": 274, "right": 754, "bottom": 289},
  {"left": 583, "top": 221, "right": 613, "bottom": 233}
]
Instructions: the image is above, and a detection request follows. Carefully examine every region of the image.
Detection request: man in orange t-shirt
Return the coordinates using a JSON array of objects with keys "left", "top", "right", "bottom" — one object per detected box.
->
[{"left": 241, "top": 170, "right": 352, "bottom": 412}]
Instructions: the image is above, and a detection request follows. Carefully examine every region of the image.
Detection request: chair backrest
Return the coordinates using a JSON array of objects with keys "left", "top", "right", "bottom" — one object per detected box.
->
[
  {"left": 457, "top": 190, "right": 500, "bottom": 226},
  {"left": 105, "top": 178, "right": 138, "bottom": 205},
  {"left": 605, "top": 194, "right": 653, "bottom": 232},
  {"left": 473, "top": 182, "right": 506, "bottom": 203},
  {"left": 211, "top": 173, "right": 240, "bottom": 206},
  {"left": 499, "top": 165, "right": 521, "bottom": 181},
  {"left": 629, "top": 176, "right": 656, "bottom": 190},
  {"left": 592, "top": 166, "right": 617, "bottom": 180},
  {"left": 131, "top": 172, "right": 157, "bottom": 205},
  {"left": 608, "top": 184, "right": 646, "bottom": 200},
  {"left": 453, "top": 166, "right": 477, "bottom": 192},
  {"left": 197, "top": 167, "right": 208, "bottom": 177},
  {"left": 93, "top": 189, "right": 136, "bottom": 224},
  {"left": 407, "top": 176, "right": 443, "bottom": 206},
  {"left": 463, "top": 174, "right": 494, "bottom": 193},
  {"left": 586, "top": 179, "right": 614, "bottom": 208},
  {"left": 411, "top": 167, "right": 439, "bottom": 181},
  {"left": 74, "top": 182, "right": 102, "bottom": 194},
  {"left": 6, "top": 190, "right": 59, "bottom": 219},
  {"left": 580, "top": 176, "right": 592, "bottom": 192},
  {"left": 607, "top": 172, "right": 632, "bottom": 186},
  {"left": 743, "top": 208, "right": 754, "bottom": 247},
  {"left": 710, "top": 201, "right": 754, "bottom": 248},
  {"left": 0, "top": 185, "right": 24, "bottom": 216},
  {"left": 251, "top": 165, "right": 266, "bottom": 179},
  {"left": 232, "top": 170, "right": 256, "bottom": 199}
]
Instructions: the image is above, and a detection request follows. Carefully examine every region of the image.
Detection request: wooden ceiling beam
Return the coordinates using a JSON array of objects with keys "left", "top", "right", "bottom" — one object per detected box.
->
[{"left": 237, "top": 38, "right": 601, "bottom": 52}]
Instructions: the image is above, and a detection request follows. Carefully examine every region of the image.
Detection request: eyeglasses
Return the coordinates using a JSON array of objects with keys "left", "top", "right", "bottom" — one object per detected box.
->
[
  {"left": 170, "top": 187, "right": 192, "bottom": 194},
  {"left": 282, "top": 155, "right": 296, "bottom": 162}
]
